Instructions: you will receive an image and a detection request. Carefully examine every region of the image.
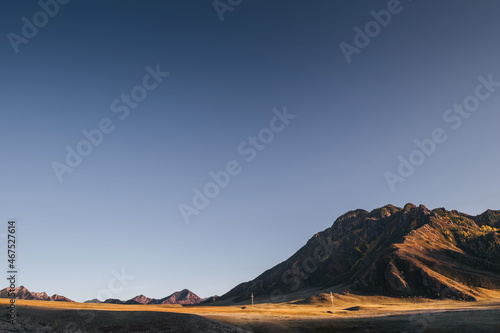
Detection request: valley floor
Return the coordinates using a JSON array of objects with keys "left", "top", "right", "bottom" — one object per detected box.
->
[{"left": 1, "top": 290, "right": 500, "bottom": 332}]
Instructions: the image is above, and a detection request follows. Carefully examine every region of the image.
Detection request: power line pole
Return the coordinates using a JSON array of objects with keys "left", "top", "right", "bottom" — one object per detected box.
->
[
  {"left": 251, "top": 293, "right": 254, "bottom": 307},
  {"left": 330, "top": 292, "right": 334, "bottom": 309}
]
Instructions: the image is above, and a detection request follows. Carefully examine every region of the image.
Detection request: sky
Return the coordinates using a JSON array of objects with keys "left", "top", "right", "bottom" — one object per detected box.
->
[{"left": 1, "top": 0, "right": 500, "bottom": 302}]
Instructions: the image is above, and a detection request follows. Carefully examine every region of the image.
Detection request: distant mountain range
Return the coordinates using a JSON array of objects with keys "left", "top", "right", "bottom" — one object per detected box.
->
[
  {"left": 88, "top": 289, "right": 202, "bottom": 305},
  {"left": 0, "top": 286, "right": 201, "bottom": 305},
  {"left": 0, "top": 286, "right": 73, "bottom": 302},
  {"left": 217, "top": 204, "right": 500, "bottom": 303}
]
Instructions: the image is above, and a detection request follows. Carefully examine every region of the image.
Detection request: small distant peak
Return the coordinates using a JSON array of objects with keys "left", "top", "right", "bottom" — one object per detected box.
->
[
  {"left": 383, "top": 204, "right": 398, "bottom": 209},
  {"left": 403, "top": 203, "right": 416, "bottom": 212},
  {"left": 474, "top": 208, "right": 500, "bottom": 228},
  {"left": 383, "top": 204, "right": 401, "bottom": 214},
  {"left": 419, "top": 204, "right": 429, "bottom": 211},
  {"left": 103, "top": 298, "right": 124, "bottom": 304},
  {"left": 482, "top": 208, "right": 500, "bottom": 215},
  {"left": 84, "top": 298, "right": 102, "bottom": 303},
  {"left": 335, "top": 209, "right": 368, "bottom": 223},
  {"left": 433, "top": 207, "right": 452, "bottom": 219},
  {"left": 369, "top": 204, "right": 401, "bottom": 218},
  {"left": 16, "top": 286, "right": 29, "bottom": 292}
]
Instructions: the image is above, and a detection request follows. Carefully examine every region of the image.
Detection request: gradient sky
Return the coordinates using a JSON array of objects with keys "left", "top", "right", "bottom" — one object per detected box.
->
[{"left": 1, "top": 0, "right": 500, "bottom": 302}]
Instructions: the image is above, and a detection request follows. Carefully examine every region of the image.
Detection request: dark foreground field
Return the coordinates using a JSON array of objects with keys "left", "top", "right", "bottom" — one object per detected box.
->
[
  {"left": 0, "top": 307, "right": 248, "bottom": 332},
  {"left": 234, "top": 309, "right": 500, "bottom": 332}
]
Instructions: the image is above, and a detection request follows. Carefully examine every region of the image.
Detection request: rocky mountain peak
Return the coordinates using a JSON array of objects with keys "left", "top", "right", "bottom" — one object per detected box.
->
[{"left": 219, "top": 204, "right": 500, "bottom": 303}]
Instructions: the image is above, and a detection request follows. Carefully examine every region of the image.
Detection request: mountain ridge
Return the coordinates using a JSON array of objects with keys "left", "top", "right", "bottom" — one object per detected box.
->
[
  {"left": 0, "top": 286, "right": 73, "bottom": 302},
  {"left": 217, "top": 203, "right": 500, "bottom": 303},
  {"left": 0, "top": 286, "right": 201, "bottom": 305}
]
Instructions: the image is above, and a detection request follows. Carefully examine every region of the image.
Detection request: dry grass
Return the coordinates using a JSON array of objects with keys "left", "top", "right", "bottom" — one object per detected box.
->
[{"left": 2, "top": 290, "right": 500, "bottom": 332}]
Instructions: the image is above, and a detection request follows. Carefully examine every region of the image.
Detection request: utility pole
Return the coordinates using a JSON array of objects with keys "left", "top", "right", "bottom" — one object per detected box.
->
[
  {"left": 251, "top": 293, "right": 254, "bottom": 307},
  {"left": 330, "top": 292, "right": 334, "bottom": 309}
]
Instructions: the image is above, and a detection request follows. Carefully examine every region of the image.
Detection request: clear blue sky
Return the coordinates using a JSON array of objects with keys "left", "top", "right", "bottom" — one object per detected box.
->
[{"left": 1, "top": 0, "right": 500, "bottom": 302}]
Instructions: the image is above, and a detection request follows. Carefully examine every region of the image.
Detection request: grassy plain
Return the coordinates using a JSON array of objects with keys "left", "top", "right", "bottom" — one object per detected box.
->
[{"left": 1, "top": 290, "right": 500, "bottom": 332}]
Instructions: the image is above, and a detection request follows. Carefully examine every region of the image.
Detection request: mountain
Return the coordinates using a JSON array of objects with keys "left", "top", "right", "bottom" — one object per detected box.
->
[
  {"left": 0, "top": 286, "right": 199, "bottom": 306},
  {"left": 50, "top": 294, "right": 74, "bottom": 302},
  {"left": 0, "top": 286, "right": 202, "bottom": 305},
  {"left": 126, "top": 294, "right": 152, "bottom": 304},
  {"left": 97, "top": 289, "right": 202, "bottom": 305},
  {"left": 219, "top": 204, "right": 500, "bottom": 303},
  {"left": 84, "top": 298, "right": 102, "bottom": 303},
  {"left": 103, "top": 298, "right": 125, "bottom": 304},
  {"left": 0, "top": 286, "right": 74, "bottom": 302},
  {"left": 146, "top": 289, "right": 202, "bottom": 305}
]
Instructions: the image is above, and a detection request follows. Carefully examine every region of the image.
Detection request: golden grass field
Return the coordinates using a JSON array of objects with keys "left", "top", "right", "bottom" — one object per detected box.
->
[{"left": 2, "top": 290, "right": 500, "bottom": 332}]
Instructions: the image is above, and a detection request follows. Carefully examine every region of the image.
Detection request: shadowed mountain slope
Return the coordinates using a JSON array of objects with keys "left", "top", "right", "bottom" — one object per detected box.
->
[{"left": 219, "top": 204, "right": 500, "bottom": 303}]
